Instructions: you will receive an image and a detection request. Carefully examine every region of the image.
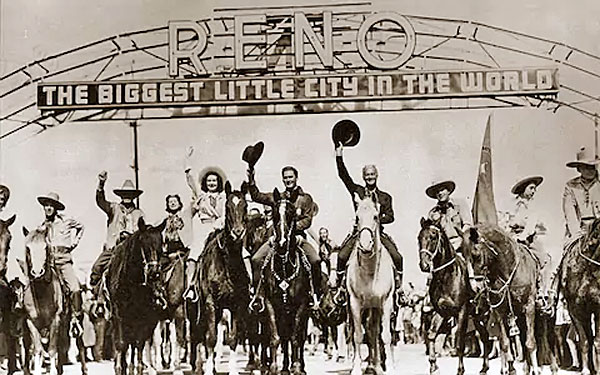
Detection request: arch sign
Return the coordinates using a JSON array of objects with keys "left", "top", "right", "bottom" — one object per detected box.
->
[{"left": 37, "top": 9, "right": 559, "bottom": 111}]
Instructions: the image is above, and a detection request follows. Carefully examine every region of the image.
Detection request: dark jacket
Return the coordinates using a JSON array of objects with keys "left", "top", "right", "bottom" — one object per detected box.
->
[
  {"left": 336, "top": 155, "right": 394, "bottom": 226},
  {"left": 248, "top": 183, "right": 315, "bottom": 236}
]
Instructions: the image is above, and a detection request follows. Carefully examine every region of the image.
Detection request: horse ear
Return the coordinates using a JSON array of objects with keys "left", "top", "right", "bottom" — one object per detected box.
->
[
  {"left": 468, "top": 227, "right": 479, "bottom": 243},
  {"left": 240, "top": 181, "right": 249, "bottom": 195},
  {"left": 5, "top": 214, "right": 16, "bottom": 227},
  {"left": 273, "top": 188, "right": 280, "bottom": 202},
  {"left": 225, "top": 181, "right": 232, "bottom": 196},
  {"left": 156, "top": 218, "right": 167, "bottom": 233},
  {"left": 22, "top": 226, "right": 29, "bottom": 237},
  {"left": 138, "top": 217, "right": 147, "bottom": 232},
  {"left": 420, "top": 217, "right": 427, "bottom": 228}
]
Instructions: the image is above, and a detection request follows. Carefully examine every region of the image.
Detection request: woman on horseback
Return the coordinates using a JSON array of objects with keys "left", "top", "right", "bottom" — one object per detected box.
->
[{"left": 183, "top": 146, "right": 227, "bottom": 301}]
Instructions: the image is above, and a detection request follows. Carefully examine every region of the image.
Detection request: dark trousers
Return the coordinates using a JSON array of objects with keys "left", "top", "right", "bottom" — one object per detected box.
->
[
  {"left": 336, "top": 230, "right": 403, "bottom": 273},
  {"left": 90, "top": 245, "right": 113, "bottom": 287},
  {"left": 251, "top": 239, "right": 323, "bottom": 296}
]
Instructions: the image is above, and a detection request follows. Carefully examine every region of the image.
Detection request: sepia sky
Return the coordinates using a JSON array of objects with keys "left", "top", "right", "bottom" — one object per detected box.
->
[{"left": 1, "top": 0, "right": 598, "bottom": 286}]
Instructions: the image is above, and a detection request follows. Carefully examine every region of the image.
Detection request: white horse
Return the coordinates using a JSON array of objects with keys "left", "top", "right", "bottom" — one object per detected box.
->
[{"left": 347, "top": 192, "right": 396, "bottom": 375}]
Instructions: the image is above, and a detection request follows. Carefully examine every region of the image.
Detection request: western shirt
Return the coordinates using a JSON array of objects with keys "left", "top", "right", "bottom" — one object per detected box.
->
[
  {"left": 563, "top": 175, "right": 600, "bottom": 237},
  {"left": 96, "top": 188, "right": 145, "bottom": 249}
]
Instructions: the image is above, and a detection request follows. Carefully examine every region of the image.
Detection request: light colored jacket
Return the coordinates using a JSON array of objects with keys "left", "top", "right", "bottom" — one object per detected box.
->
[
  {"left": 96, "top": 188, "right": 145, "bottom": 249},
  {"left": 508, "top": 197, "right": 540, "bottom": 243},
  {"left": 563, "top": 175, "right": 600, "bottom": 237}
]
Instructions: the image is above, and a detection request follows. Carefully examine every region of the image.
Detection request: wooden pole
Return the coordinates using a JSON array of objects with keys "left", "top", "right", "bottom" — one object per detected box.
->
[{"left": 130, "top": 120, "right": 140, "bottom": 208}]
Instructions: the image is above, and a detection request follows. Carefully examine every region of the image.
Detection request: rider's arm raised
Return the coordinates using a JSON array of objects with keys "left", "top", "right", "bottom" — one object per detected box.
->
[
  {"left": 247, "top": 171, "right": 275, "bottom": 206},
  {"left": 335, "top": 148, "right": 358, "bottom": 195},
  {"left": 95, "top": 185, "right": 112, "bottom": 216}
]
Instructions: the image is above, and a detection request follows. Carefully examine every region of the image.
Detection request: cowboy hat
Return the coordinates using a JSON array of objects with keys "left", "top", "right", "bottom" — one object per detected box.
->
[
  {"left": 113, "top": 180, "right": 143, "bottom": 198},
  {"left": 511, "top": 176, "right": 543, "bottom": 195},
  {"left": 242, "top": 141, "right": 265, "bottom": 168},
  {"left": 566, "top": 147, "right": 600, "bottom": 168},
  {"left": 332, "top": 119, "right": 361, "bottom": 147},
  {"left": 426, "top": 180, "right": 456, "bottom": 199},
  {"left": 0, "top": 185, "right": 9, "bottom": 199},
  {"left": 37, "top": 192, "right": 65, "bottom": 211},
  {"left": 198, "top": 166, "right": 227, "bottom": 192}
]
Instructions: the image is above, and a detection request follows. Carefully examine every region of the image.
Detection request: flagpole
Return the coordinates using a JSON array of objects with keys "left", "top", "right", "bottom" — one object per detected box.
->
[{"left": 595, "top": 113, "right": 598, "bottom": 160}]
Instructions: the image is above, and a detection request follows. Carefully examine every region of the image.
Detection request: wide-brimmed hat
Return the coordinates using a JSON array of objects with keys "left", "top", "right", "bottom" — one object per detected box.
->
[
  {"left": 332, "top": 119, "right": 361, "bottom": 147},
  {"left": 566, "top": 147, "right": 600, "bottom": 168},
  {"left": 37, "top": 192, "right": 65, "bottom": 211},
  {"left": 426, "top": 180, "right": 456, "bottom": 199},
  {"left": 511, "top": 176, "right": 543, "bottom": 195},
  {"left": 113, "top": 180, "right": 143, "bottom": 198},
  {"left": 198, "top": 166, "right": 227, "bottom": 192},
  {"left": 242, "top": 141, "right": 265, "bottom": 168}
]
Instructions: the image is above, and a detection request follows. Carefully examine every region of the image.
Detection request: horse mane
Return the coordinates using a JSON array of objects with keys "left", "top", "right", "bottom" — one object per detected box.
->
[
  {"left": 585, "top": 218, "right": 600, "bottom": 259},
  {"left": 108, "top": 231, "right": 142, "bottom": 291},
  {"left": 466, "top": 223, "right": 517, "bottom": 259},
  {"left": 25, "top": 227, "right": 48, "bottom": 244}
]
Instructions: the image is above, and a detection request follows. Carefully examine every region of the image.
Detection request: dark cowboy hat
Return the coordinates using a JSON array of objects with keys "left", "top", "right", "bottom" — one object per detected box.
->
[
  {"left": 113, "top": 179, "right": 143, "bottom": 198},
  {"left": 37, "top": 192, "right": 65, "bottom": 211},
  {"left": 332, "top": 119, "right": 361, "bottom": 147},
  {"left": 566, "top": 147, "right": 600, "bottom": 168},
  {"left": 426, "top": 180, "right": 456, "bottom": 199},
  {"left": 242, "top": 141, "right": 265, "bottom": 168},
  {"left": 511, "top": 176, "right": 543, "bottom": 195}
]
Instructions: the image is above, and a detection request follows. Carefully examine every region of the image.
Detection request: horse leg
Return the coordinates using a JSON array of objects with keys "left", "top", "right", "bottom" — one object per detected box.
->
[
  {"left": 369, "top": 309, "right": 383, "bottom": 375},
  {"left": 76, "top": 332, "right": 88, "bottom": 375},
  {"left": 349, "top": 296, "right": 363, "bottom": 375},
  {"left": 172, "top": 318, "right": 184, "bottom": 375},
  {"left": 264, "top": 300, "right": 279, "bottom": 375},
  {"left": 426, "top": 314, "right": 444, "bottom": 375},
  {"left": 455, "top": 306, "right": 468, "bottom": 375},
  {"left": 474, "top": 318, "right": 491, "bottom": 375},
  {"left": 227, "top": 313, "right": 240, "bottom": 375},
  {"left": 523, "top": 303, "right": 540, "bottom": 375},
  {"left": 203, "top": 299, "right": 217, "bottom": 375},
  {"left": 382, "top": 296, "right": 395, "bottom": 375},
  {"left": 495, "top": 314, "right": 514, "bottom": 375},
  {"left": 291, "top": 307, "right": 308, "bottom": 375}
]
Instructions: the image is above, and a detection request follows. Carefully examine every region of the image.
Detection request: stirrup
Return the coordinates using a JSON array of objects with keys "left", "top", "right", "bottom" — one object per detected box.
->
[{"left": 70, "top": 318, "right": 83, "bottom": 338}]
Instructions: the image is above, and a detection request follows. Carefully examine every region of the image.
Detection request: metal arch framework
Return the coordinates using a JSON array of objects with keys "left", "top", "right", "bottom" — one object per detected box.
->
[{"left": 2, "top": 1, "right": 600, "bottom": 140}]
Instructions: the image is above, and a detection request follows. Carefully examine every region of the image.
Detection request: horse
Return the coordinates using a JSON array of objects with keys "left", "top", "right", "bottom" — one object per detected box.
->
[
  {"left": 0, "top": 215, "right": 19, "bottom": 374},
  {"left": 315, "top": 251, "right": 348, "bottom": 363},
  {"left": 347, "top": 192, "right": 396, "bottom": 375},
  {"left": 417, "top": 218, "right": 491, "bottom": 375},
  {"left": 20, "top": 225, "right": 87, "bottom": 375},
  {"left": 463, "top": 224, "right": 541, "bottom": 375},
  {"left": 191, "top": 181, "right": 251, "bottom": 375},
  {"left": 560, "top": 218, "right": 600, "bottom": 375},
  {"left": 257, "top": 188, "right": 313, "bottom": 375},
  {"left": 153, "top": 248, "right": 187, "bottom": 375},
  {"left": 107, "top": 217, "right": 166, "bottom": 375}
]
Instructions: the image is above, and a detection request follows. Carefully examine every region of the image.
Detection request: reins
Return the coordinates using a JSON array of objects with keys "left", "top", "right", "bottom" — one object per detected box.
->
[{"left": 420, "top": 225, "right": 457, "bottom": 274}]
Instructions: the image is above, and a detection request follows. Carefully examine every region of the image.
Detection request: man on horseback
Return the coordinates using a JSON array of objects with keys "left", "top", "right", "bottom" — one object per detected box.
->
[
  {"left": 90, "top": 172, "right": 146, "bottom": 296},
  {"left": 247, "top": 165, "right": 323, "bottom": 308},
  {"left": 34, "top": 192, "right": 85, "bottom": 335},
  {"left": 334, "top": 144, "right": 404, "bottom": 296},
  {"left": 426, "top": 180, "right": 471, "bottom": 254},
  {"left": 0, "top": 184, "right": 9, "bottom": 214}
]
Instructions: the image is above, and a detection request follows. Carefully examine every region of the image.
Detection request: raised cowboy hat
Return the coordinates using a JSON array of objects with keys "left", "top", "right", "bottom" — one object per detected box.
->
[
  {"left": 37, "top": 192, "right": 65, "bottom": 211},
  {"left": 332, "top": 119, "right": 361, "bottom": 147},
  {"left": 511, "top": 176, "right": 543, "bottom": 195},
  {"left": 426, "top": 180, "right": 456, "bottom": 199},
  {"left": 113, "top": 179, "right": 143, "bottom": 198},
  {"left": 242, "top": 141, "right": 265, "bottom": 168},
  {"left": 0, "top": 185, "right": 9, "bottom": 199},
  {"left": 198, "top": 166, "right": 227, "bottom": 189},
  {"left": 566, "top": 146, "right": 600, "bottom": 168}
]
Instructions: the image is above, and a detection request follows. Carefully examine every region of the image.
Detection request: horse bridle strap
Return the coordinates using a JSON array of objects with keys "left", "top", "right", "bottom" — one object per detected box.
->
[
  {"left": 578, "top": 246, "right": 600, "bottom": 267},
  {"left": 421, "top": 225, "right": 456, "bottom": 274},
  {"left": 356, "top": 227, "right": 376, "bottom": 258}
]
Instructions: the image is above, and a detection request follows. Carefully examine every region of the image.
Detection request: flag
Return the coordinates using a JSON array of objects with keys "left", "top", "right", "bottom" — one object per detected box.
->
[{"left": 472, "top": 115, "right": 498, "bottom": 225}]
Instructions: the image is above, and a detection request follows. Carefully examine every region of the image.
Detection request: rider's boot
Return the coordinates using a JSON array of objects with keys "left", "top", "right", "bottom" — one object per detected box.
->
[
  {"left": 183, "top": 260, "right": 198, "bottom": 302},
  {"left": 70, "top": 291, "right": 84, "bottom": 337}
]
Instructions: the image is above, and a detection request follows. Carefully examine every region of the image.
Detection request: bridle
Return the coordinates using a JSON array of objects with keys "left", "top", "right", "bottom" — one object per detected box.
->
[
  {"left": 139, "top": 241, "right": 159, "bottom": 286},
  {"left": 419, "top": 225, "right": 456, "bottom": 274},
  {"left": 357, "top": 227, "right": 376, "bottom": 258}
]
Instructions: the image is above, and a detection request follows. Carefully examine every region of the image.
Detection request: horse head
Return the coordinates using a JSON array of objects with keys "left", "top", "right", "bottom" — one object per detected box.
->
[
  {"left": 224, "top": 181, "right": 248, "bottom": 243},
  {"left": 354, "top": 191, "right": 380, "bottom": 259},
  {"left": 23, "top": 226, "right": 51, "bottom": 281},
  {"left": 272, "top": 188, "right": 298, "bottom": 256},
  {"left": 135, "top": 217, "right": 166, "bottom": 286},
  {"left": 461, "top": 225, "right": 499, "bottom": 292},
  {"left": 0, "top": 215, "right": 15, "bottom": 276},
  {"left": 417, "top": 217, "right": 452, "bottom": 273}
]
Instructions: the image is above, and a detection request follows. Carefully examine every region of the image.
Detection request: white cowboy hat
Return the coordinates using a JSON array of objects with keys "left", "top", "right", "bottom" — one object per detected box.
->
[
  {"left": 113, "top": 179, "right": 143, "bottom": 198},
  {"left": 511, "top": 176, "right": 543, "bottom": 195},
  {"left": 566, "top": 147, "right": 600, "bottom": 168},
  {"left": 37, "top": 192, "right": 65, "bottom": 211},
  {"left": 198, "top": 166, "right": 227, "bottom": 192},
  {"left": 425, "top": 180, "right": 456, "bottom": 199}
]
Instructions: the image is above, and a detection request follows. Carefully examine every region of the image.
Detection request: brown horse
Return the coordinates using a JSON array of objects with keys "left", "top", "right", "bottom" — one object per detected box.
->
[
  {"left": 561, "top": 218, "right": 600, "bottom": 375},
  {"left": 107, "top": 217, "right": 166, "bottom": 375},
  {"left": 418, "top": 218, "right": 491, "bottom": 375},
  {"left": 258, "top": 188, "right": 312, "bottom": 375},
  {"left": 192, "top": 181, "right": 250, "bottom": 375},
  {"left": 463, "top": 224, "right": 540, "bottom": 375}
]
